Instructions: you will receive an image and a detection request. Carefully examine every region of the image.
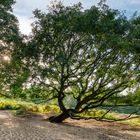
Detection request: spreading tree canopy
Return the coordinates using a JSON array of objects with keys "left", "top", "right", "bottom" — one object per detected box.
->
[{"left": 21, "top": 1, "right": 140, "bottom": 122}]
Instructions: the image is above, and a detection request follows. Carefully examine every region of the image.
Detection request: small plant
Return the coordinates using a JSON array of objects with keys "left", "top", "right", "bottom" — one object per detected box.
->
[{"left": 14, "top": 106, "right": 28, "bottom": 116}]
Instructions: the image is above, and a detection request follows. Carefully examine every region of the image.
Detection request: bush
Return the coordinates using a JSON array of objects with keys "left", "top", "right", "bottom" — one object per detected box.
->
[
  {"left": 0, "top": 99, "right": 20, "bottom": 110},
  {"left": 0, "top": 98, "right": 60, "bottom": 115},
  {"left": 38, "top": 104, "right": 60, "bottom": 113}
]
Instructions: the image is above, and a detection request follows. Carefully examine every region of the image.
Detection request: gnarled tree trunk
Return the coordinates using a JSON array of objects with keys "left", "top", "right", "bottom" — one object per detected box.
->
[{"left": 49, "top": 111, "right": 70, "bottom": 123}]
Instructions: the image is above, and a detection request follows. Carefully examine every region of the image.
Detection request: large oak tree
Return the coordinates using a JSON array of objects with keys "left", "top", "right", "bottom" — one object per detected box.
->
[{"left": 24, "top": 1, "right": 140, "bottom": 122}]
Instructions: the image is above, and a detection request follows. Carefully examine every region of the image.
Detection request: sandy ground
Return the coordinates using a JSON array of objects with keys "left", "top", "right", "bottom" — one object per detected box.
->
[{"left": 0, "top": 110, "right": 140, "bottom": 140}]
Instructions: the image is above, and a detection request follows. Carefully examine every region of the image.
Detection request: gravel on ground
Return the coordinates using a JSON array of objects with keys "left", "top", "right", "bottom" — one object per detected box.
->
[{"left": 0, "top": 110, "right": 140, "bottom": 140}]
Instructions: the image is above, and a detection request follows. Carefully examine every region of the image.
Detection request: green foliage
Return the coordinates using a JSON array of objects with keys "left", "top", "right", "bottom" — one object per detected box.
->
[
  {"left": 18, "top": 1, "right": 140, "bottom": 121},
  {"left": 127, "top": 88, "right": 140, "bottom": 105},
  {"left": 124, "top": 118, "right": 140, "bottom": 127},
  {"left": 0, "top": 0, "right": 24, "bottom": 97},
  {"left": 0, "top": 98, "right": 60, "bottom": 114},
  {"left": 81, "top": 108, "right": 140, "bottom": 124},
  {"left": 110, "top": 88, "right": 140, "bottom": 106},
  {"left": 0, "top": 0, "right": 20, "bottom": 47},
  {"left": 82, "top": 109, "right": 106, "bottom": 117},
  {"left": 81, "top": 109, "right": 118, "bottom": 120},
  {"left": 21, "top": 86, "right": 52, "bottom": 101},
  {"left": 0, "top": 98, "right": 20, "bottom": 110},
  {"left": 0, "top": 0, "right": 15, "bottom": 11},
  {"left": 37, "top": 104, "right": 60, "bottom": 113}
]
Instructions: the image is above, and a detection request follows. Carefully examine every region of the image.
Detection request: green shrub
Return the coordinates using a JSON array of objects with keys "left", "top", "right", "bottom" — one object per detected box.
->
[
  {"left": 0, "top": 98, "right": 60, "bottom": 115},
  {"left": 0, "top": 99, "right": 20, "bottom": 110}
]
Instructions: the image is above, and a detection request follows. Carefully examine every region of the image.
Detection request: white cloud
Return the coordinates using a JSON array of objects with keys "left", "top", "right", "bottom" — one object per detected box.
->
[
  {"left": 13, "top": 0, "right": 140, "bottom": 35},
  {"left": 17, "top": 16, "right": 33, "bottom": 35},
  {"left": 14, "top": 0, "right": 48, "bottom": 15},
  {"left": 107, "top": 0, "right": 126, "bottom": 9},
  {"left": 129, "top": 0, "right": 140, "bottom": 4},
  {"left": 13, "top": 0, "right": 49, "bottom": 35}
]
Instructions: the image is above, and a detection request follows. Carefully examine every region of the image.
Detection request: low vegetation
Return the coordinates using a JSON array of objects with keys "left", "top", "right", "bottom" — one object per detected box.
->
[
  {"left": 0, "top": 98, "right": 140, "bottom": 127},
  {"left": 0, "top": 98, "right": 60, "bottom": 114}
]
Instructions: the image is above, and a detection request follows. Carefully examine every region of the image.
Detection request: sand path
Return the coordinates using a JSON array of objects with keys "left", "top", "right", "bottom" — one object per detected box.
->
[{"left": 0, "top": 110, "right": 140, "bottom": 140}]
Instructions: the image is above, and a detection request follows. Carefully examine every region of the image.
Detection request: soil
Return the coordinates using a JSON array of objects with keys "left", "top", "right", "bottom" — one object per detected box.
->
[{"left": 0, "top": 110, "right": 140, "bottom": 140}]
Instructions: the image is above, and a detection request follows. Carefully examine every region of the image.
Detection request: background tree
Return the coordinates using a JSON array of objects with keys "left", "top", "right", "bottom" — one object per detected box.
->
[
  {"left": 23, "top": 1, "right": 140, "bottom": 122},
  {"left": 0, "top": 0, "right": 26, "bottom": 97},
  {"left": 123, "top": 87, "right": 140, "bottom": 105}
]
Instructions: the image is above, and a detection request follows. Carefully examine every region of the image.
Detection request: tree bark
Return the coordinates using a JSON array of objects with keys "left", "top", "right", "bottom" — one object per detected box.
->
[{"left": 48, "top": 111, "right": 70, "bottom": 123}]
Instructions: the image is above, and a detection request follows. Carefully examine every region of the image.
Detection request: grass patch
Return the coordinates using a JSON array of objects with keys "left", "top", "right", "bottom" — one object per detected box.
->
[
  {"left": 81, "top": 109, "right": 119, "bottom": 121},
  {"left": 121, "top": 117, "right": 140, "bottom": 127},
  {"left": 82, "top": 108, "right": 140, "bottom": 127}
]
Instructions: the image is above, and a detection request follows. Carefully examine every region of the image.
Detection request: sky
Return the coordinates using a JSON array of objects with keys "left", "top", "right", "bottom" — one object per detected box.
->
[{"left": 13, "top": 0, "right": 140, "bottom": 35}]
